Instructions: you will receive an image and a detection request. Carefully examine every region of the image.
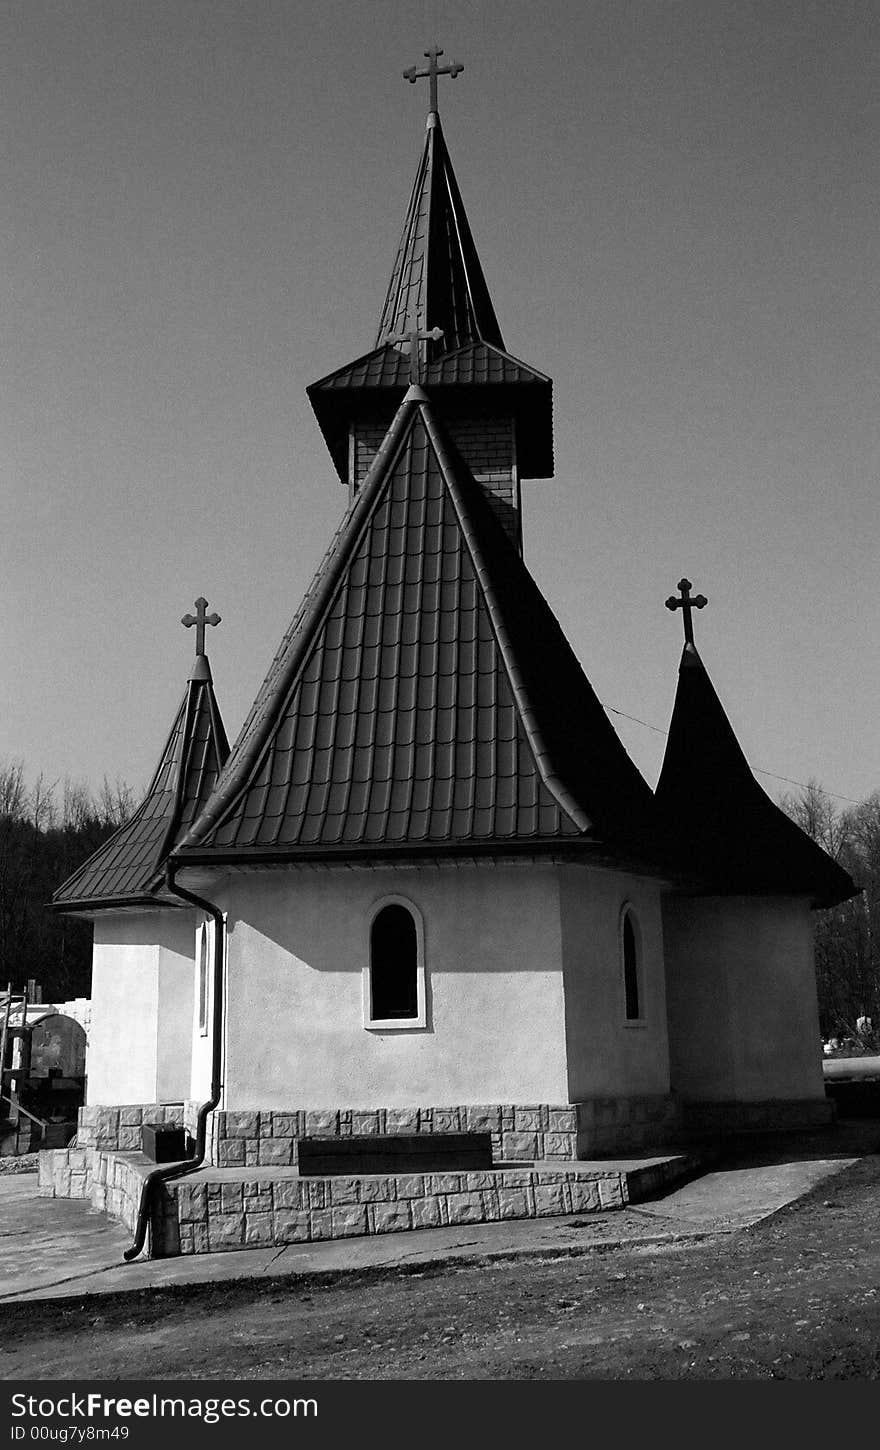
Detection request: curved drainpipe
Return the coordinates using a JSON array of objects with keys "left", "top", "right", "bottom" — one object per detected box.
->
[{"left": 123, "top": 861, "right": 225, "bottom": 1262}]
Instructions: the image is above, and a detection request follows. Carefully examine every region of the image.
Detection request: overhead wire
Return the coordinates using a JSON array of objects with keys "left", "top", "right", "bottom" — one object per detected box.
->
[{"left": 602, "top": 704, "right": 864, "bottom": 807}]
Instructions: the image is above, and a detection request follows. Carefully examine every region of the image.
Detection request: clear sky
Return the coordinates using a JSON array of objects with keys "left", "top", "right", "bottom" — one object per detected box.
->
[{"left": 2, "top": 0, "right": 877, "bottom": 809}]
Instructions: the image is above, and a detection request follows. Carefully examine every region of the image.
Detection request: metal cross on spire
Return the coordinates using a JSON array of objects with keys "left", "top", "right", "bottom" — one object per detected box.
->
[
  {"left": 403, "top": 46, "right": 463, "bottom": 114},
  {"left": 181, "top": 597, "right": 221, "bottom": 657},
  {"left": 387, "top": 324, "right": 445, "bottom": 384},
  {"left": 665, "top": 578, "right": 708, "bottom": 645}
]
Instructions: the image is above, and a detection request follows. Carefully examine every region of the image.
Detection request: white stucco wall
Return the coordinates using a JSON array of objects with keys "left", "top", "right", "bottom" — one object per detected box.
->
[
  {"left": 662, "top": 895, "right": 825, "bottom": 1101},
  {"left": 558, "top": 865, "right": 671, "bottom": 1099},
  {"left": 197, "top": 862, "right": 571, "bottom": 1110},
  {"left": 87, "top": 910, "right": 196, "bottom": 1105}
]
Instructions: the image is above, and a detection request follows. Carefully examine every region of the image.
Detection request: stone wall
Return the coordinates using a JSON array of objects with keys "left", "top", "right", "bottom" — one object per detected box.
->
[
  {"left": 38, "top": 1146, "right": 144, "bottom": 1233},
  {"left": 75, "top": 1096, "right": 682, "bottom": 1163},
  {"left": 76, "top": 1102, "right": 185, "bottom": 1152},
  {"left": 191, "top": 1102, "right": 580, "bottom": 1169},
  {"left": 171, "top": 1163, "right": 627, "bottom": 1256},
  {"left": 575, "top": 1095, "right": 681, "bottom": 1155}
]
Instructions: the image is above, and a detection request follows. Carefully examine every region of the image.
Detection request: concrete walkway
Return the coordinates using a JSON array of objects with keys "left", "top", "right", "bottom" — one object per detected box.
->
[{"left": 1, "top": 1121, "right": 877, "bottom": 1305}]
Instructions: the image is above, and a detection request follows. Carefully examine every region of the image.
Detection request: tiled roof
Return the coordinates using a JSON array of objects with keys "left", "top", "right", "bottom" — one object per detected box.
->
[
  {"left": 309, "top": 341, "right": 550, "bottom": 394},
  {"left": 174, "top": 389, "right": 657, "bottom": 865},
  {"left": 655, "top": 643, "right": 857, "bottom": 908},
  {"left": 307, "top": 341, "right": 554, "bottom": 484},
  {"left": 52, "top": 662, "right": 229, "bottom": 911},
  {"left": 375, "top": 115, "right": 505, "bottom": 354}
]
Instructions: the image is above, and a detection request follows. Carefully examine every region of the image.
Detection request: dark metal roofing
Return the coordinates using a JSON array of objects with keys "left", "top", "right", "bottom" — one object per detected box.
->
[
  {"left": 174, "top": 389, "right": 658, "bottom": 866},
  {"left": 52, "top": 661, "right": 229, "bottom": 912},
  {"left": 376, "top": 115, "right": 505, "bottom": 355},
  {"left": 655, "top": 643, "right": 858, "bottom": 909},
  {"left": 312, "top": 342, "right": 550, "bottom": 394},
  {"left": 307, "top": 341, "right": 554, "bottom": 485}
]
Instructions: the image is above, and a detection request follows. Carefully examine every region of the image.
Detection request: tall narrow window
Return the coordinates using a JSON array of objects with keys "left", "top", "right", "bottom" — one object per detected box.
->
[
  {"left": 370, "top": 904, "right": 418, "bottom": 1020},
  {"left": 197, "top": 923, "right": 209, "bottom": 1036},
  {"left": 622, "top": 910, "right": 641, "bottom": 1022}
]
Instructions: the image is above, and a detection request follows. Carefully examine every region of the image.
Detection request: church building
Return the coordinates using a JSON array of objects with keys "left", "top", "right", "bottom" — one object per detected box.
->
[{"left": 45, "top": 52, "right": 856, "bottom": 1257}]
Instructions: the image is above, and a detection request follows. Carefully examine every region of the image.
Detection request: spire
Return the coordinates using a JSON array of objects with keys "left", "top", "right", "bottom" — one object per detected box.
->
[
  {"left": 51, "top": 610, "right": 230, "bottom": 913},
  {"left": 655, "top": 618, "right": 856, "bottom": 908},
  {"left": 376, "top": 108, "right": 505, "bottom": 355}
]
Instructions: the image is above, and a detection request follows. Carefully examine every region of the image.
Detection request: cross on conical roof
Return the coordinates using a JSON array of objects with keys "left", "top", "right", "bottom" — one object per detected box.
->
[
  {"left": 52, "top": 609, "right": 230, "bottom": 912},
  {"left": 308, "top": 61, "right": 553, "bottom": 485},
  {"left": 655, "top": 629, "right": 857, "bottom": 908}
]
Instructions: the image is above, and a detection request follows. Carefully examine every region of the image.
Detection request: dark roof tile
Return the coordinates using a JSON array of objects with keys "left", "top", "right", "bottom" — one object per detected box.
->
[
  {"left": 656, "top": 643, "right": 858, "bottom": 907},
  {"left": 174, "top": 390, "right": 656, "bottom": 866},
  {"left": 375, "top": 117, "right": 504, "bottom": 353},
  {"left": 53, "top": 665, "right": 229, "bottom": 911}
]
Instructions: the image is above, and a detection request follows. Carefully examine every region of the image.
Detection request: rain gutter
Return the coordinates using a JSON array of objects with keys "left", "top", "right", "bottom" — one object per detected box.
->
[{"left": 123, "top": 861, "right": 225, "bottom": 1262}]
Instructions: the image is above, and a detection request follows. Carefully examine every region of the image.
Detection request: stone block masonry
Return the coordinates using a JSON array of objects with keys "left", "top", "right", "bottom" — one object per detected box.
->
[
  {"left": 193, "top": 1100, "right": 580, "bottom": 1169},
  {"left": 39, "top": 1096, "right": 702, "bottom": 1257},
  {"left": 40, "top": 1144, "right": 661, "bottom": 1258}
]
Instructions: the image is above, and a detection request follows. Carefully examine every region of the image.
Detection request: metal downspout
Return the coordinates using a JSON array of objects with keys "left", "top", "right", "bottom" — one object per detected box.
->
[{"left": 123, "top": 862, "right": 225, "bottom": 1262}]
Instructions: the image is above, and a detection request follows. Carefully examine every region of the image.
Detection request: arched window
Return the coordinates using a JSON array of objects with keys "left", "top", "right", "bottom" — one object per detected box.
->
[
  {"left": 621, "top": 907, "right": 643, "bottom": 1023},
  {"left": 365, "top": 901, "right": 426, "bottom": 1029}
]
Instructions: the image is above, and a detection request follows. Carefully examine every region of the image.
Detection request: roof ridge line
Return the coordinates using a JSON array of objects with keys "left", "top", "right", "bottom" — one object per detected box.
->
[
  {"left": 153, "top": 677, "right": 202, "bottom": 872},
  {"left": 375, "top": 129, "right": 430, "bottom": 347},
  {"left": 418, "top": 400, "right": 593, "bottom": 836},
  {"left": 173, "top": 393, "right": 426, "bottom": 856}
]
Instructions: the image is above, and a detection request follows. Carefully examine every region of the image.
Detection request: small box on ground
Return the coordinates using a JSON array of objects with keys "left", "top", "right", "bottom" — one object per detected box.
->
[{"left": 141, "top": 1123, "right": 189, "bottom": 1162}]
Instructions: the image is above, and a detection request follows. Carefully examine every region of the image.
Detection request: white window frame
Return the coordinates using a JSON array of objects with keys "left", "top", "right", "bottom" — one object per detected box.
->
[
  {"left": 363, "top": 895, "right": 427, "bottom": 1031},
  {"left": 619, "top": 902, "right": 646, "bottom": 1028}
]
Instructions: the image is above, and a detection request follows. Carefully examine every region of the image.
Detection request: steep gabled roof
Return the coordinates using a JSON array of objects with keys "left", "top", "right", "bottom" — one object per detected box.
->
[
  {"left": 375, "top": 114, "right": 505, "bottom": 354},
  {"left": 655, "top": 642, "right": 857, "bottom": 908},
  {"left": 174, "top": 389, "right": 657, "bottom": 866},
  {"left": 52, "top": 659, "right": 229, "bottom": 913}
]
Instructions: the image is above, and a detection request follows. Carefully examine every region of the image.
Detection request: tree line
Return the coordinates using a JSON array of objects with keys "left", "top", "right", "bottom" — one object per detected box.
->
[
  {"left": 780, "top": 783, "right": 879, "bottom": 1047},
  {"left": 0, "top": 761, "right": 138, "bottom": 1003},
  {"left": 0, "top": 759, "right": 876, "bottom": 1040}
]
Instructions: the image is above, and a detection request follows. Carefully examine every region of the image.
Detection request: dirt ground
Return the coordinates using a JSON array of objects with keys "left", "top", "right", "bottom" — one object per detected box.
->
[{"left": 1, "top": 1153, "right": 879, "bottom": 1381}]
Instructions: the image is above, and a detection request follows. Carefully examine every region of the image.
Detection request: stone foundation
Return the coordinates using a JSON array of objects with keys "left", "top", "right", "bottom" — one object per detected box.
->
[
  {"left": 76, "top": 1102, "right": 185, "bottom": 1152},
  {"left": 77, "top": 1096, "right": 682, "bottom": 1165},
  {"left": 39, "top": 1145, "right": 697, "bottom": 1258},
  {"left": 187, "top": 1101, "right": 582, "bottom": 1168},
  {"left": 575, "top": 1095, "right": 681, "bottom": 1155},
  {"left": 39, "top": 1095, "right": 696, "bottom": 1258}
]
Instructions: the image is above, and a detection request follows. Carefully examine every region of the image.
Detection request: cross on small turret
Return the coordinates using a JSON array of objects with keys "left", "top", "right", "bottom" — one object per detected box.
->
[
  {"left": 388, "top": 325, "right": 445, "bottom": 384},
  {"left": 665, "top": 578, "right": 707, "bottom": 645},
  {"left": 181, "top": 597, "right": 221, "bottom": 657},
  {"left": 403, "top": 46, "right": 463, "bottom": 114}
]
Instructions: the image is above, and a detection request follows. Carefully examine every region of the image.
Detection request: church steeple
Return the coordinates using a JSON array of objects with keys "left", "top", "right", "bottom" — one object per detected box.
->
[
  {"left": 375, "top": 106, "right": 505, "bottom": 361},
  {"left": 307, "top": 53, "right": 554, "bottom": 541},
  {"left": 51, "top": 605, "right": 230, "bottom": 913},
  {"left": 655, "top": 588, "right": 856, "bottom": 908}
]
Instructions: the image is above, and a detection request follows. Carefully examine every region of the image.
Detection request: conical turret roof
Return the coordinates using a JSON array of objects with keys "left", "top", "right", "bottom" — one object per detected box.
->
[
  {"left": 655, "top": 642, "right": 857, "bottom": 908},
  {"left": 52, "top": 655, "right": 229, "bottom": 913},
  {"left": 376, "top": 114, "right": 504, "bottom": 356},
  {"left": 174, "top": 389, "right": 658, "bottom": 868}
]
